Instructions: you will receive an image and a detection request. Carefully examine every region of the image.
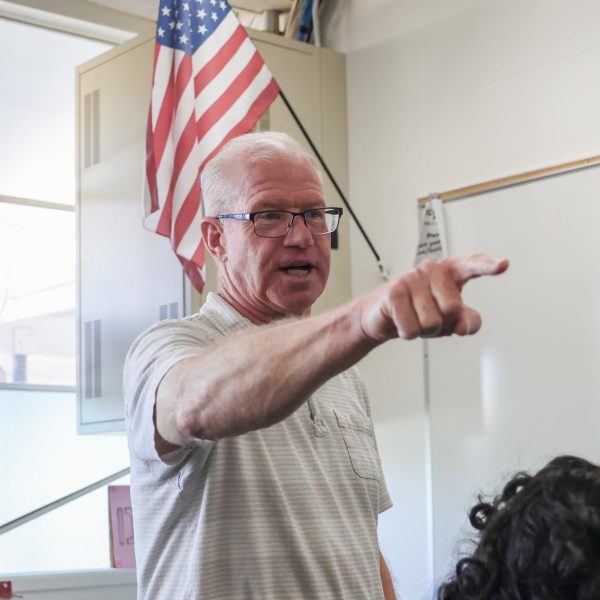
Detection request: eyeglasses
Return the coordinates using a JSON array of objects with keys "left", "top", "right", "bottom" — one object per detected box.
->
[{"left": 216, "top": 207, "right": 343, "bottom": 238}]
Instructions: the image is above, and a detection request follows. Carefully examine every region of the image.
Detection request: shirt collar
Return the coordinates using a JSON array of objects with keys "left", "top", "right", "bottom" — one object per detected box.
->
[{"left": 200, "top": 292, "right": 254, "bottom": 335}]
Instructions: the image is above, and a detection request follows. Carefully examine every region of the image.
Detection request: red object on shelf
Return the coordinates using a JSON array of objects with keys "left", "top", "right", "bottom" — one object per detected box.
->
[{"left": 0, "top": 581, "right": 22, "bottom": 599}]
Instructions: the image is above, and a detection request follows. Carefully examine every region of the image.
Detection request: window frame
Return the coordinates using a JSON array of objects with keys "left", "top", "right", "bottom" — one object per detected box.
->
[
  {"left": 0, "top": 194, "right": 77, "bottom": 392},
  {"left": 0, "top": 11, "right": 123, "bottom": 394}
]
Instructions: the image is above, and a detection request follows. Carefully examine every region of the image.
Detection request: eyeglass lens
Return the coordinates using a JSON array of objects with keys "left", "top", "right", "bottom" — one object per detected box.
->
[{"left": 254, "top": 209, "right": 339, "bottom": 238}]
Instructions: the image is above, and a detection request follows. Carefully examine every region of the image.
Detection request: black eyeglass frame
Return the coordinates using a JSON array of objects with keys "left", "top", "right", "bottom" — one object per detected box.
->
[{"left": 216, "top": 207, "right": 343, "bottom": 238}]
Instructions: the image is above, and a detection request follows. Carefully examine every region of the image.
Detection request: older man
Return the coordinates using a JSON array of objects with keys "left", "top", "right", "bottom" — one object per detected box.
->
[{"left": 124, "top": 131, "right": 508, "bottom": 600}]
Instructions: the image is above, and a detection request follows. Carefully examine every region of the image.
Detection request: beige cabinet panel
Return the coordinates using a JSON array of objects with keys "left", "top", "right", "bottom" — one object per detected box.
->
[{"left": 77, "top": 37, "right": 186, "bottom": 432}]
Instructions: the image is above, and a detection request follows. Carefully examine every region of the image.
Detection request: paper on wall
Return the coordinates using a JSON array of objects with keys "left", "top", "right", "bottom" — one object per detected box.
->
[{"left": 414, "top": 197, "right": 448, "bottom": 265}]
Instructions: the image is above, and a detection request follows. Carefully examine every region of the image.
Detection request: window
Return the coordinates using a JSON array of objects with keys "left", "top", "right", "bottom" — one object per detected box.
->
[
  {"left": 0, "top": 201, "right": 75, "bottom": 386},
  {"left": 0, "top": 17, "right": 109, "bottom": 205},
  {"left": 0, "top": 389, "right": 130, "bottom": 572},
  {"left": 0, "top": 16, "right": 132, "bottom": 573},
  {"left": 0, "top": 17, "right": 113, "bottom": 388}
]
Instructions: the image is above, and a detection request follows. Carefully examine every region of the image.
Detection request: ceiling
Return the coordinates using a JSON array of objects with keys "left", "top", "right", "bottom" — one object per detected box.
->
[
  {"left": 0, "top": 0, "right": 296, "bottom": 43},
  {"left": 84, "top": 0, "right": 293, "bottom": 21},
  {"left": 0, "top": 0, "right": 493, "bottom": 52}
]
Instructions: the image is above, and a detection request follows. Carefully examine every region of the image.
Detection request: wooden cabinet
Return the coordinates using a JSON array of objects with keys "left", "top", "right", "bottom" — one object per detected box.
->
[{"left": 77, "top": 30, "right": 350, "bottom": 433}]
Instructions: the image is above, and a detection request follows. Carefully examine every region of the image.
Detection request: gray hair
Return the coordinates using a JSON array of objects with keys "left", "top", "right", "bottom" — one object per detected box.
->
[{"left": 200, "top": 131, "right": 322, "bottom": 216}]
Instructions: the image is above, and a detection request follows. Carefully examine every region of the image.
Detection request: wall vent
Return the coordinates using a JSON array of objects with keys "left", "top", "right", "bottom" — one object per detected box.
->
[
  {"left": 84, "top": 89, "right": 100, "bottom": 167},
  {"left": 84, "top": 319, "right": 102, "bottom": 398},
  {"left": 159, "top": 302, "right": 179, "bottom": 321}
]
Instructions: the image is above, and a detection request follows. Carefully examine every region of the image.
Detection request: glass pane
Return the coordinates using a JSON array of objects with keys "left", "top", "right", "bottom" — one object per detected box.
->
[
  {"left": 0, "top": 19, "right": 111, "bottom": 204},
  {"left": 0, "top": 388, "right": 130, "bottom": 571},
  {"left": 0, "top": 202, "right": 75, "bottom": 385}
]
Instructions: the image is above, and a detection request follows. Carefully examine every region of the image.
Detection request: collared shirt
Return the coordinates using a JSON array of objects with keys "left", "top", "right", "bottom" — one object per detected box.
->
[{"left": 124, "top": 292, "right": 392, "bottom": 600}]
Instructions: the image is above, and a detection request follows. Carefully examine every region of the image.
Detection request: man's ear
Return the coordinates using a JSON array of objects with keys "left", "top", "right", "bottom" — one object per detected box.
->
[{"left": 200, "top": 217, "right": 227, "bottom": 262}]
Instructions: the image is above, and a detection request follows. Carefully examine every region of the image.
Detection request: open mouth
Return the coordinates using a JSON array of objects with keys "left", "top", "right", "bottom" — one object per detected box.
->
[{"left": 280, "top": 263, "right": 313, "bottom": 275}]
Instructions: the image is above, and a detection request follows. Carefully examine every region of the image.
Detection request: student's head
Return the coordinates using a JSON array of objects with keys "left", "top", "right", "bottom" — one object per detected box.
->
[{"left": 438, "top": 455, "right": 600, "bottom": 600}]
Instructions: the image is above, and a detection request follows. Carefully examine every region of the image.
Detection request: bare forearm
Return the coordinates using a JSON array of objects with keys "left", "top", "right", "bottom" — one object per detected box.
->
[
  {"left": 157, "top": 299, "right": 376, "bottom": 444},
  {"left": 380, "top": 553, "right": 397, "bottom": 600},
  {"left": 157, "top": 255, "right": 508, "bottom": 446}
]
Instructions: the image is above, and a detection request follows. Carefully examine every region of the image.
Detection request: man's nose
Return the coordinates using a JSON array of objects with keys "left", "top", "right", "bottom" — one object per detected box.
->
[{"left": 283, "top": 214, "right": 314, "bottom": 247}]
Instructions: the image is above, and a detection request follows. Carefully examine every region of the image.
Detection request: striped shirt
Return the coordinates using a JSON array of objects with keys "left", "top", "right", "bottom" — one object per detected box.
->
[{"left": 124, "top": 293, "right": 392, "bottom": 600}]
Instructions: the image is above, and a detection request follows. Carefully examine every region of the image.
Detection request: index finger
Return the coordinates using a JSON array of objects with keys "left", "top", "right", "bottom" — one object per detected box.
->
[{"left": 445, "top": 254, "right": 509, "bottom": 288}]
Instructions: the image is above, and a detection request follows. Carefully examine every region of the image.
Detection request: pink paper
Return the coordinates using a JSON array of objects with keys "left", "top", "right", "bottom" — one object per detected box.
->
[{"left": 108, "top": 485, "right": 136, "bottom": 568}]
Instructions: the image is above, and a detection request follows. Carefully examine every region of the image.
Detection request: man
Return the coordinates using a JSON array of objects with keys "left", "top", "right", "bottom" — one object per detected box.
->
[{"left": 124, "top": 131, "right": 508, "bottom": 600}]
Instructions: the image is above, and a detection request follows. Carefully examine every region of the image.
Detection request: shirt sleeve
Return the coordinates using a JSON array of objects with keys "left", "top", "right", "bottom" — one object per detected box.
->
[{"left": 123, "top": 318, "right": 214, "bottom": 479}]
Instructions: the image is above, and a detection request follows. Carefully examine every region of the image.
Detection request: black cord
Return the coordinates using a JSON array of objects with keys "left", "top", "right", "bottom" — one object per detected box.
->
[{"left": 279, "top": 90, "right": 387, "bottom": 276}]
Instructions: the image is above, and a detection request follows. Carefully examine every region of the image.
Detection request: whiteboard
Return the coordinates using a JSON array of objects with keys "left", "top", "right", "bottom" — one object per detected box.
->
[{"left": 425, "top": 163, "right": 600, "bottom": 581}]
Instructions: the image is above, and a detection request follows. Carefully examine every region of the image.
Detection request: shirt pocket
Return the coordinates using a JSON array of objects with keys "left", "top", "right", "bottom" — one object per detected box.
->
[{"left": 334, "top": 410, "right": 380, "bottom": 481}]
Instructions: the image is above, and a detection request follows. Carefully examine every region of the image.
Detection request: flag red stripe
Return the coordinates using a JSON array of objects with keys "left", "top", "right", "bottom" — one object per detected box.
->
[
  {"left": 151, "top": 66, "right": 176, "bottom": 172},
  {"left": 194, "top": 25, "right": 247, "bottom": 95},
  {"left": 157, "top": 102, "right": 199, "bottom": 238},
  {"left": 155, "top": 111, "right": 197, "bottom": 237},
  {"left": 145, "top": 43, "right": 169, "bottom": 215},
  {"left": 145, "top": 108, "right": 160, "bottom": 214},
  {"left": 155, "top": 191, "right": 173, "bottom": 237},
  {"left": 174, "top": 52, "right": 193, "bottom": 110},
  {"left": 173, "top": 180, "right": 200, "bottom": 251},
  {"left": 172, "top": 110, "right": 198, "bottom": 187},
  {"left": 191, "top": 239, "right": 205, "bottom": 265},
  {"left": 200, "top": 78, "right": 280, "bottom": 171},
  {"left": 196, "top": 51, "right": 265, "bottom": 141},
  {"left": 179, "top": 255, "right": 205, "bottom": 291}
]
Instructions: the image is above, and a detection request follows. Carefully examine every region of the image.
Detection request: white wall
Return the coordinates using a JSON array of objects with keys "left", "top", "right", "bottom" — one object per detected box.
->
[
  {"left": 324, "top": 1, "right": 600, "bottom": 598},
  {"left": 321, "top": 0, "right": 490, "bottom": 53}
]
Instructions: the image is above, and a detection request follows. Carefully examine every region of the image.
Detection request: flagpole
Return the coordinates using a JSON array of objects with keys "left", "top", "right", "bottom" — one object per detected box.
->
[{"left": 278, "top": 90, "right": 389, "bottom": 280}]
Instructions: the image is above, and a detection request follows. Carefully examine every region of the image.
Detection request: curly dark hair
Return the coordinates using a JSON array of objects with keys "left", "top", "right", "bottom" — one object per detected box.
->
[{"left": 437, "top": 455, "right": 600, "bottom": 600}]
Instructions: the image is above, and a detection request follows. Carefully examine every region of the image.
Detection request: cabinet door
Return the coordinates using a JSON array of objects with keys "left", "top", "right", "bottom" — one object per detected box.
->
[{"left": 77, "top": 38, "right": 186, "bottom": 433}]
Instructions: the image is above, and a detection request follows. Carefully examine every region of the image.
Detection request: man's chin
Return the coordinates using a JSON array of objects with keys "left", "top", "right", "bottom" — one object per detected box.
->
[{"left": 271, "top": 290, "right": 322, "bottom": 317}]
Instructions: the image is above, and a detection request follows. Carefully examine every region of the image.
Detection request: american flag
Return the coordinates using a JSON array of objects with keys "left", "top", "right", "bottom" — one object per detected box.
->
[{"left": 144, "top": 0, "right": 280, "bottom": 291}]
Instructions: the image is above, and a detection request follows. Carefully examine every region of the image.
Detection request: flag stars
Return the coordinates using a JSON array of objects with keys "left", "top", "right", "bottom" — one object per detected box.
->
[{"left": 157, "top": 0, "right": 226, "bottom": 48}]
